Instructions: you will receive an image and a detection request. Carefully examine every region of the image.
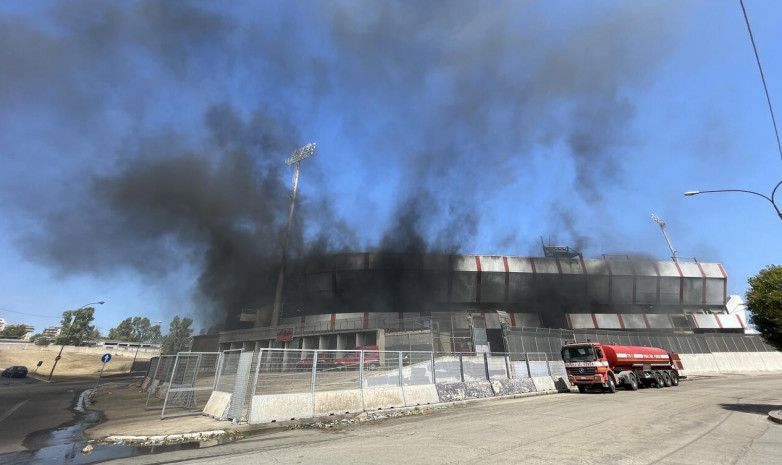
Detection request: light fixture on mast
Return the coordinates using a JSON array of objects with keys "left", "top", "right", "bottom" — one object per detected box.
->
[
  {"left": 651, "top": 213, "right": 679, "bottom": 263},
  {"left": 269, "top": 142, "right": 316, "bottom": 328}
]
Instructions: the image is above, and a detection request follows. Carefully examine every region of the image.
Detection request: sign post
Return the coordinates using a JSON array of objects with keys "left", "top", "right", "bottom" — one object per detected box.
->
[{"left": 95, "top": 353, "right": 112, "bottom": 391}]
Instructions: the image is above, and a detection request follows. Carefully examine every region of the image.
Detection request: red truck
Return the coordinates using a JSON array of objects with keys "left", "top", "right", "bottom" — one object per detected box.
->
[
  {"left": 334, "top": 345, "right": 381, "bottom": 370},
  {"left": 561, "top": 342, "right": 683, "bottom": 393}
]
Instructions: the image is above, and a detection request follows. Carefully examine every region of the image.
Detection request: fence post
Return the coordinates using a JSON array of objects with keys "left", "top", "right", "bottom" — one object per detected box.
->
[
  {"left": 250, "top": 349, "right": 263, "bottom": 398},
  {"left": 431, "top": 352, "right": 436, "bottom": 384},
  {"left": 398, "top": 352, "right": 403, "bottom": 387},
  {"left": 310, "top": 350, "right": 318, "bottom": 394},
  {"left": 160, "top": 353, "right": 181, "bottom": 419},
  {"left": 359, "top": 350, "right": 364, "bottom": 389},
  {"left": 504, "top": 353, "right": 511, "bottom": 379},
  {"left": 545, "top": 353, "right": 552, "bottom": 376},
  {"left": 213, "top": 352, "right": 224, "bottom": 391},
  {"left": 524, "top": 353, "right": 531, "bottom": 378},
  {"left": 458, "top": 353, "right": 464, "bottom": 382},
  {"left": 483, "top": 352, "right": 490, "bottom": 380}
]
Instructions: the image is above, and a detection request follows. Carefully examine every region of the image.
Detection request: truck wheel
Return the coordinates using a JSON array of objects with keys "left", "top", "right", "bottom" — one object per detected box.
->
[
  {"left": 605, "top": 377, "right": 616, "bottom": 394},
  {"left": 670, "top": 372, "right": 679, "bottom": 386},
  {"left": 662, "top": 372, "right": 672, "bottom": 387},
  {"left": 625, "top": 373, "right": 638, "bottom": 391},
  {"left": 577, "top": 385, "right": 587, "bottom": 393},
  {"left": 653, "top": 372, "right": 664, "bottom": 388}
]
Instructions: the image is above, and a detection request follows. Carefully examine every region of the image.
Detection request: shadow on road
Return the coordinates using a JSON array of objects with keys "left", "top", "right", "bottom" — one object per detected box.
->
[{"left": 719, "top": 403, "right": 781, "bottom": 416}]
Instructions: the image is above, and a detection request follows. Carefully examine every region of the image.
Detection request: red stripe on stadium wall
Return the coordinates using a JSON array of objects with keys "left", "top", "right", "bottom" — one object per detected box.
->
[
  {"left": 566, "top": 313, "right": 573, "bottom": 329},
  {"left": 714, "top": 314, "right": 723, "bottom": 329},
  {"left": 736, "top": 314, "right": 746, "bottom": 329},
  {"left": 503, "top": 257, "right": 510, "bottom": 303},
  {"left": 642, "top": 314, "right": 651, "bottom": 329},
  {"left": 591, "top": 313, "right": 599, "bottom": 329},
  {"left": 717, "top": 264, "right": 728, "bottom": 304},
  {"left": 475, "top": 256, "right": 482, "bottom": 302},
  {"left": 330, "top": 313, "right": 336, "bottom": 331},
  {"left": 673, "top": 262, "right": 684, "bottom": 304},
  {"left": 510, "top": 312, "right": 517, "bottom": 327},
  {"left": 300, "top": 316, "right": 306, "bottom": 325},
  {"left": 363, "top": 312, "right": 369, "bottom": 329},
  {"left": 695, "top": 262, "right": 707, "bottom": 305},
  {"left": 530, "top": 258, "right": 537, "bottom": 274},
  {"left": 617, "top": 314, "right": 626, "bottom": 329}
]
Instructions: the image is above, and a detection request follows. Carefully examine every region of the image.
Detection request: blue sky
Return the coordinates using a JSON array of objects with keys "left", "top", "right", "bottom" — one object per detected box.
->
[{"left": 1, "top": 1, "right": 781, "bottom": 335}]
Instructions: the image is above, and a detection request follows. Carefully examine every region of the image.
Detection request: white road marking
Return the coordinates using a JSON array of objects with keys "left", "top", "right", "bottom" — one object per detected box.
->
[{"left": 0, "top": 399, "right": 29, "bottom": 423}]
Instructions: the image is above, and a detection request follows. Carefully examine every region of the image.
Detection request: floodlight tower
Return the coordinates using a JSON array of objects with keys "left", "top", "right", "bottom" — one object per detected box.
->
[
  {"left": 268, "top": 143, "right": 316, "bottom": 328},
  {"left": 651, "top": 213, "right": 679, "bottom": 263}
]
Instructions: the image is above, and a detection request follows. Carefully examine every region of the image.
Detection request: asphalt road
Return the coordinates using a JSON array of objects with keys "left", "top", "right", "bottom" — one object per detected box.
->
[
  {"left": 107, "top": 373, "right": 782, "bottom": 465},
  {"left": 0, "top": 376, "right": 94, "bottom": 454}
]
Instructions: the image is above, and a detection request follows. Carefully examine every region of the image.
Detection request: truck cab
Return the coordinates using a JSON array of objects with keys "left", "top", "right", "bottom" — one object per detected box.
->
[{"left": 561, "top": 343, "right": 614, "bottom": 393}]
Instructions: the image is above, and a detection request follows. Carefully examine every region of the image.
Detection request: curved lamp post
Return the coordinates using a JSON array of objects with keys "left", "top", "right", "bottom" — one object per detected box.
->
[
  {"left": 48, "top": 301, "right": 105, "bottom": 381},
  {"left": 684, "top": 185, "right": 782, "bottom": 221}
]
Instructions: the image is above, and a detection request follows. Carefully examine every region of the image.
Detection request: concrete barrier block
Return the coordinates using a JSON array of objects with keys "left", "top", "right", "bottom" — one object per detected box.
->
[
  {"left": 313, "top": 389, "right": 363, "bottom": 416},
  {"left": 436, "top": 382, "right": 467, "bottom": 402},
  {"left": 402, "top": 385, "right": 440, "bottom": 406},
  {"left": 760, "top": 352, "right": 782, "bottom": 370},
  {"left": 141, "top": 376, "right": 152, "bottom": 392},
  {"left": 713, "top": 353, "right": 739, "bottom": 372},
  {"left": 491, "top": 378, "right": 536, "bottom": 396},
  {"left": 463, "top": 380, "right": 495, "bottom": 398},
  {"left": 679, "top": 354, "right": 719, "bottom": 375},
  {"left": 532, "top": 377, "right": 557, "bottom": 392},
  {"left": 249, "top": 393, "right": 314, "bottom": 424},
  {"left": 363, "top": 387, "right": 404, "bottom": 410},
  {"left": 203, "top": 391, "right": 232, "bottom": 420},
  {"left": 552, "top": 376, "right": 572, "bottom": 392}
]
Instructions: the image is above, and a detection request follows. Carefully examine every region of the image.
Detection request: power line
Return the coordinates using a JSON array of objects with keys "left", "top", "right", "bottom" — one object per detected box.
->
[
  {"left": 740, "top": 0, "right": 782, "bottom": 163},
  {"left": 0, "top": 307, "right": 60, "bottom": 319}
]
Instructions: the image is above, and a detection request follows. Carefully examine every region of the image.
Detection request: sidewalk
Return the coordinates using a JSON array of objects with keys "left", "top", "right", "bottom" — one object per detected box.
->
[{"left": 85, "top": 380, "right": 242, "bottom": 443}]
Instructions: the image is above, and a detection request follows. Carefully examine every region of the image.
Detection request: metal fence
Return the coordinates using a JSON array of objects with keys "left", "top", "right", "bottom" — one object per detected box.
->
[
  {"left": 506, "top": 328, "right": 775, "bottom": 355},
  {"left": 250, "top": 349, "right": 546, "bottom": 397},
  {"left": 160, "top": 352, "right": 220, "bottom": 419},
  {"left": 145, "top": 355, "right": 177, "bottom": 410}
]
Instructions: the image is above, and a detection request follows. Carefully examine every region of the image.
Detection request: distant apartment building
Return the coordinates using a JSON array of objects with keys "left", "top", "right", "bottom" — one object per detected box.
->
[
  {"left": 42, "top": 326, "right": 62, "bottom": 338},
  {"left": 0, "top": 317, "right": 6, "bottom": 332}
]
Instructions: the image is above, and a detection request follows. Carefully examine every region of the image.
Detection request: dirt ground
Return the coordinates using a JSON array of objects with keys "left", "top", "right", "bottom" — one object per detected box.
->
[
  {"left": 85, "top": 380, "right": 229, "bottom": 439},
  {"left": 0, "top": 346, "right": 151, "bottom": 379}
]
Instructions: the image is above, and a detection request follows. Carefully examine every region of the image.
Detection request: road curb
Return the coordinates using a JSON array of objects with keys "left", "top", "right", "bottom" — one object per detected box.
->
[{"left": 768, "top": 409, "right": 782, "bottom": 424}]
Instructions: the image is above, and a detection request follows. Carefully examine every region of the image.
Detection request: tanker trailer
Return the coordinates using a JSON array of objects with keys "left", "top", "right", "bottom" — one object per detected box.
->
[{"left": 561, "top": 342, "right": 683, "bottom": 393}]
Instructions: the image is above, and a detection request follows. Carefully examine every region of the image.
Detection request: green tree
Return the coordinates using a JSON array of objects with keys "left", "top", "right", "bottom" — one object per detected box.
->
[
  {"left": 108, "top": 317, "right": 162, "bottom": 342},
  {"left": 746, "top": 265, "right": 782, "bottom": 351},
  {"left": 0, "top": 324, "right": 28, "bottom": 339},
  {"left": 56, "top": 307, "right": 96, "bottom": 346},
  {"left": 161, "top": 315, "right": 194, "bottom": 354}
]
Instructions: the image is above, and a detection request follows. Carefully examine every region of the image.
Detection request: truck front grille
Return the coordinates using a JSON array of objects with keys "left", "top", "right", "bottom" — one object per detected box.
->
[{"left": 568, "top": 367, "right": 596, "bottom": 376}]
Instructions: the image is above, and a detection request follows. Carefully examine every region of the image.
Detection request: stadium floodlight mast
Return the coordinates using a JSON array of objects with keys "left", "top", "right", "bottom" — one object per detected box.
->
[
  {"left": 684, "top": 188, "right": 782, "bottom": 221},
  {"left": 269, "top": 143, "right": 316, "bottom": 328}
]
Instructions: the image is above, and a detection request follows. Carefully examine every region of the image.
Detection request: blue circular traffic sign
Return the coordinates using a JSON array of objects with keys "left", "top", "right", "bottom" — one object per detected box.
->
[{"left": 101, "top": 353, "right": 112, "bottom": 363}]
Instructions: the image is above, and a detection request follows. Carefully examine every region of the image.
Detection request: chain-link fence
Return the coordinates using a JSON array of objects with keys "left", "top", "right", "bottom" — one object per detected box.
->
[
  {"left": 506, "top": 328, "right": 774, "bottom": 355},
  {"left": 160, "top": 352, "right": 220, "bottom": 419}
]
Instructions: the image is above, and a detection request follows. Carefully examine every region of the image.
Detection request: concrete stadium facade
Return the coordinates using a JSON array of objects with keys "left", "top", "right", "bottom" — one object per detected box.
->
[{"left": 197, "top": 253, "right": 743, "bottom": 354}]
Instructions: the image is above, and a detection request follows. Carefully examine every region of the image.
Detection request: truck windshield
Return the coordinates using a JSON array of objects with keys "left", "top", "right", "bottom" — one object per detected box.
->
[{"left": 561, "top": 346, "right": 596, "bottom": 362}]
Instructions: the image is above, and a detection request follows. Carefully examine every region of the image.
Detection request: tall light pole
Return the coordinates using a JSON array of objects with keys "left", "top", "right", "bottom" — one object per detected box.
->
[
  {"left": 268, "top": 142, "right": 316, "bottom": 328},
  {"left": 130, "top": 320, "right": 162, "bottom": 377},
  {"left": 48, "top": 301, "right": 104, "bottom": 381},
  {"left": 684, "top": 186, "right": 782, "bottom": 221}
]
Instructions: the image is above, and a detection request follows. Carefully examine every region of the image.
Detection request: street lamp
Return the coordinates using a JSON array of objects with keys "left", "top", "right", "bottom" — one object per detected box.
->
[
  {"left": 48, "top": 301, "right": 104, "bottom": 381},
  {"left": 269, "top": 142, "right": 316, "bottom": 328},
  {"left": 130, "top": 320, "right": 162, "bottom": 377},
  {"left": 684, "top": 186, "right": 782, "bottom": 221}
]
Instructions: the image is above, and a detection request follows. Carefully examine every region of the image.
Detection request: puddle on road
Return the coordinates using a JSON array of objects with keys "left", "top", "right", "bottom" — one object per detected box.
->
[{"left": 0, "top": 389, "right": 238, "bottom": 465}]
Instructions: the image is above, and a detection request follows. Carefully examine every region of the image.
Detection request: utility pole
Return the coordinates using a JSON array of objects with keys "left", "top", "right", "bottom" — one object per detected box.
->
[
  {"left": 268, "top": 143, "right": 316, "bottom": 328},
  {"left": 651, "top": 213, "right": 679, "bottom": 263}
]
